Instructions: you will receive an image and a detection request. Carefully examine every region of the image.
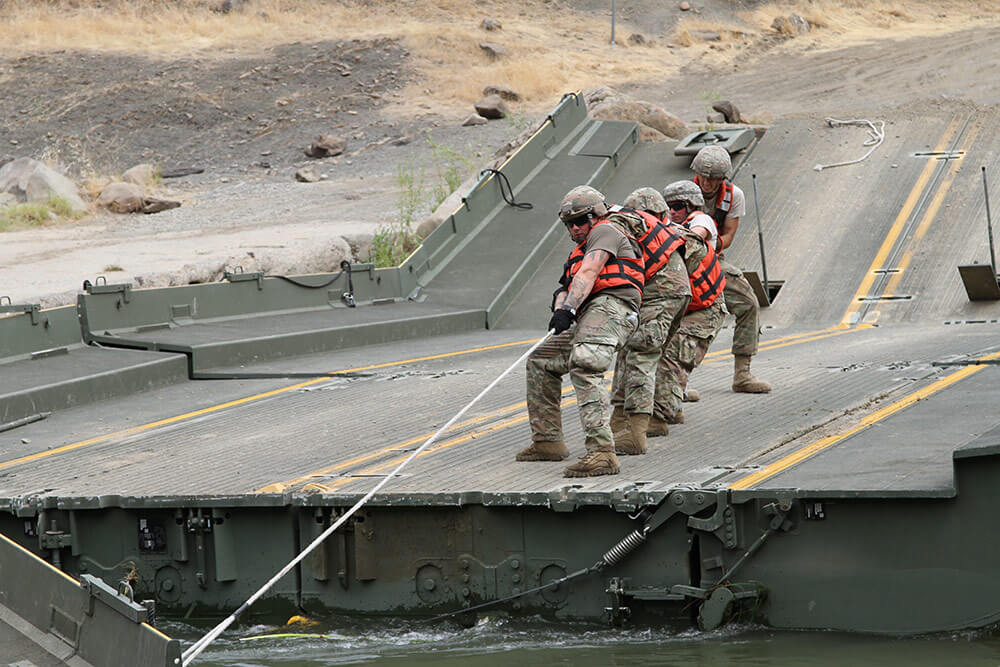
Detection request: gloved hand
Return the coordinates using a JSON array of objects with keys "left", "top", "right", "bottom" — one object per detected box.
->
[{"left": 547, "top": 308, "right": 576, "bottom": 335}]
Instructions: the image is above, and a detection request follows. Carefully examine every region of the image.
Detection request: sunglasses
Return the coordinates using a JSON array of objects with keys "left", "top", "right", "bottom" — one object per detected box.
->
[
  {"left": 666, "top": 201, "right": 688, "bottom": 211},
  {"left": 562, "top": 215, "right": 591, "bottom": 228}
]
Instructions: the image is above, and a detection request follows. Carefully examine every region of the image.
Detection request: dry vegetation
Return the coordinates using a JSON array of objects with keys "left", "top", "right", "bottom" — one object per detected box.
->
[{"left": 1, "top": 0, "right": 998, "bottom": 110}]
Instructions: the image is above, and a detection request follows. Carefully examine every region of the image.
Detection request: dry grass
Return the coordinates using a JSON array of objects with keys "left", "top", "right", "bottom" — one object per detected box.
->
[
  {"left": 741, "top": 0, "right": 999, "bottom": 47},
  {"left": 2, "top": 0, "right": 998, "bottom": 109}
]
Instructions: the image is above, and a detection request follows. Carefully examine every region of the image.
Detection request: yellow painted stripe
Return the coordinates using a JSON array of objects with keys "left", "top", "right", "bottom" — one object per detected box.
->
[
  {"left": 729, "top": 350, "right": 1000, "bottom": 490},
  {"left": 0, "top": 338, "right": 541, "bottom": 473},
  {"left": 702, "top": 327, "right": 840, "bottom": 362},
  {"left": 838, "top": 117, "right": 962, "bottom": 327},
  {"left": 258, "top": 325, "right": 862, "bottom": 493},
  {"left": 880, "top": 122, "right": 982, "bottom": 303}
]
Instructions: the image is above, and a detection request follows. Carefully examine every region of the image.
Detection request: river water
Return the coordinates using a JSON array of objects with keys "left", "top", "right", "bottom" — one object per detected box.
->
[{"left": 165, "top": 616, "right": 1000, "bottom": 666}]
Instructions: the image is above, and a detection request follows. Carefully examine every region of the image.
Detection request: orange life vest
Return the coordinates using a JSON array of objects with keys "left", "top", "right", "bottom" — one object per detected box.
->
[
  {"left": 560, "top": 219, "right": 645, "bottom": 304},
  {"left": 693, "top": 176, "right": 735, "bottom": 227},
  {"left": 613, "top": 207, "right": 686, "bottom": 281},
  {"left": 679, "top": 212, "right": 725, "bottom": 312}
]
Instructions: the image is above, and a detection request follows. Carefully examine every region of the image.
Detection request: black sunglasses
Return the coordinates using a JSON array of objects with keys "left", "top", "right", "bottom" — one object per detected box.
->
[
  {"left": 666, "top": 201, "right": 688, "bottom": 211},
  {"left": 562, "top": 215, "right": 591, "bottom": 228}
]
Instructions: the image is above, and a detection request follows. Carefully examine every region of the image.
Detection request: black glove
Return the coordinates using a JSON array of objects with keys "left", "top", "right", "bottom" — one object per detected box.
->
[{"left": 547, "top": 308, "right": 576, "bottom": 335}]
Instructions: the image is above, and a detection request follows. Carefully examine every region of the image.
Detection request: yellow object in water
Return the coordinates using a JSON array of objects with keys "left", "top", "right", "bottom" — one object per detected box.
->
[{"left": 284, "top": 614, "right": 319, "bottom": 628}]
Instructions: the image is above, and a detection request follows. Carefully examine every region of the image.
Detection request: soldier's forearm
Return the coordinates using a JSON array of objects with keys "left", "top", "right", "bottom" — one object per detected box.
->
[{"left": 553, "top": 290, "right": 569, "bottom": 310}]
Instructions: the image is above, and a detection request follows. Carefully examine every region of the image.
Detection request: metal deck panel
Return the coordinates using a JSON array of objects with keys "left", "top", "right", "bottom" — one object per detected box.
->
[
  {"left": 752, "top": 363, "right": 1000, "bottom": 496},
  {"left": 4, "top": 323, "right": 997, "bottom": 507},
  {"left": 724, "top": 106, "right": 974, "bottom": 328},
  {"left": 0, "top": 347, "right": 188, "bottom": 424}
]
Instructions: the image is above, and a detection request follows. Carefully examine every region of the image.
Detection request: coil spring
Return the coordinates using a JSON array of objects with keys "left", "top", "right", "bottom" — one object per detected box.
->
[{"left": 601, "top": 528, "right": 648, "bottom": 567}]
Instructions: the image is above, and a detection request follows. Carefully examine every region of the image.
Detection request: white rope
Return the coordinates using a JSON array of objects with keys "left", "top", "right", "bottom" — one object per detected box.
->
[
  {"left": 181, "top": 330, "right": 554, "bottom": 665},
  {"left": 813, "top": 117, "right": 885, "bottom": 172}
]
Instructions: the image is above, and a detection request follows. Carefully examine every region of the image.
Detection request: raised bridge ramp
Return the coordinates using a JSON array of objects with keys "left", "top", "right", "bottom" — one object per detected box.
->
[{"left": 2, "top": 97, "right": 1000, "bottom": 640}]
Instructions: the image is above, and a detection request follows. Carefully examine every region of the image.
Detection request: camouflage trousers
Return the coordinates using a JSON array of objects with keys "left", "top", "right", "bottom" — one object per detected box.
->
[
  {"left": 526, "top": 294, "right": 638, "bottom": 453},
  {"left": 611, "top": 294, "right": 689, "bottom": 415},
  {"left": 653, "top": 301, "right": 725, "bottom": 421},
  {"left": 720, "top": 258, "right": 760, "bottom": 357}
]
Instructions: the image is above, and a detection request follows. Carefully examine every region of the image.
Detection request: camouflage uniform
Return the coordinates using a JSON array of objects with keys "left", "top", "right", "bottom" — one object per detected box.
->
[
  {"left": 719, "top": 257, "right": 759, "bottom": 357},
  {"left": 652, "top": 230, "right": 725, "bottom": 421},
  {"left": 611, "top": 252, "right": 690, "bottom": 415},
  {"left": 527, "top": 294, "right": 638, "bottom": 452}
]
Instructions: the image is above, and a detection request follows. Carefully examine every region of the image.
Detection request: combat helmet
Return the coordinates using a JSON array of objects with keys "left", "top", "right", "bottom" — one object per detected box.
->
[
  {"left": 662, "top": 180, "right": 705, "bottom": 210},
  {"left": 624, "top": 187, "right": 667, "bottom": 217},
  {"left": 690, "top": 145, "right": 732, "bottom": 179},
  {"left": 559, "top": 185, "right": 607, "bottom": 222}
]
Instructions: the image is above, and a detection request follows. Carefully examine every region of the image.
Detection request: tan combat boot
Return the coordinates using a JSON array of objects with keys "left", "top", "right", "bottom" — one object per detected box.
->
[
  {"left": 516, "top": 440, "right": 570, "bottom": 461},
  {"left": 683, "top": 388, "right": 701, "bottom": 402},
  {"left": 665, "top": 410, "right": 685, "bottom": 424},
  {"left": 564, "top": 451, "right": 620, "bottom": 477},
  {"left": 610, "top": 405, "right": 628, "bottom": 436},
  {"left": 615, "top": 413, "right": 650, "bottom": 455},
  {"left": 647, "top": 415, "right": 670, "bottom": 437},
  {"left": 732, "top": 354, "right": 773, "bottom": 393}
]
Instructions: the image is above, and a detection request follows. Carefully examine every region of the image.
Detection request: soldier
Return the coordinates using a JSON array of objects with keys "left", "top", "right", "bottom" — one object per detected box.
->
[
  {"left": 609, "top": 188, "right": 691, "bottom": 455},
  {"left": 690, "top": 145, "right": 772, "bottom": 394},
  {"left": 518, "top": 186, "right": 641, "bottom": 477},
  {"left": 649, "top": 181, "right": 726, "bottom": 435}
]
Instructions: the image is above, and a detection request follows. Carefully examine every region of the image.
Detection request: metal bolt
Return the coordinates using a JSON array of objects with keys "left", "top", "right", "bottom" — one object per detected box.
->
[
  {"left": 161, "top": 579, "right": 174, "bottom": 592},
  {"left": 511, "top": 559, "right": 520, "bottom": 569},
  {"left": 423, "top": 578, "right": 436, "bottom": 591},
  {"left": 673, "top": 494, "right": 685, "bottom": 505},
  {"left": 512, "top": 587, "right": 521, "bottom": 595},
  {"left": 512, "top": 574, "right": 521, "bottom": 584},
  {"left": 695, "top": 493, "right": 705, "bottom": 505},
  {"left": 462, "top": 587, "right": 470, "bottom": 597}
]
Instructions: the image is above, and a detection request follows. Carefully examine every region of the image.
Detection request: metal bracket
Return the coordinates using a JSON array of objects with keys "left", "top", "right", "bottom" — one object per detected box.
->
[
  {"left": 604, "top": 577, "right": 632, "bottom": 626},
  {"left": 83, "top": 277, "right": 132, "bottom": 303},
  {"left": 224, "top": 267, "right": 264, "bottom": 290},
  {"left": 80, "top": 574, "right": 152, "bottom": 624},
  {"left": 0, "top": 296, "right": 42, "bottom": 324}
]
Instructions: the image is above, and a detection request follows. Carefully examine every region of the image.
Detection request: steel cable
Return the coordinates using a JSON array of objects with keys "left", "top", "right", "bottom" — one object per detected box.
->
[
  {"left": 813, "top": 117, "right": 885, "bottom": 171},
  {"left": 181, "top": 330, "right": 554, "bottom": 665}
]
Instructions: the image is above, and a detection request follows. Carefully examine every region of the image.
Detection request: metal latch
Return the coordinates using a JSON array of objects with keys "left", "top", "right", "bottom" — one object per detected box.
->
[
  {"left": 0, "top": 296, "right": 41, "bottom": 324},
  {"left": 224, "top": 266, "right": 264, "bottom": 290},
  {"left": 82, "top": 276, "right": 132, "bottom": 303}
]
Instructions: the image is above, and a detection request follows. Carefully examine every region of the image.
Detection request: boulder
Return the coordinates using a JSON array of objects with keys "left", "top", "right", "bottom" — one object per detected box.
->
[
  {"left": 0, "top": 156, "right": 12, "bottom": 169},
  {"left": 122, "top": 163, "right": 160, "bottom": 187},
  {"left": 582, "top": 86, "right": 619, "bottom": 107},
  {"left": 305, "top": 134, "right": 347, "bottom": 158},
  {"left": 711, "top": 100, "right": 742, "bottom": 123},
  {"left": 142, "top": 197, "right": 182, "bottom": 214},
  {"left": 215, "top": 0, "right": 246, "bottom": 13},
  {"left": 295, "top": 167, "right": 321, "bottom": 183},
  {"left": 342, "top": 233, "right": 374, "bottom": 263},
  {"left": 590, "top": 97, "right": 688, "bottom": 139},
  {"left": 479, "top": 42, "right": 508, "bottom": 60},
  {"left": 416, "top": 174, "right": 477, "bottom": 239},
  {"left": 0, "top": 157, "right": 88, "bottom": 212},
  {"left": 474, "top": 94, "right": 508, "bottom": 119},
  {"left": 97, "top": 181, "right": 144, "bottom": 214},
  {"left": 0, "top": 192, "right": 16, "bottom": 209},
  {"left": 480, "top": 17, "right": 502, "bottom": 31},
  {"left": 679, "top": 1, "right": 691, "bottom": 10},
  {"left": 627, "top": 33, "right": 647, "bottom": 46},
  {"left": 706, "top": 112, "right": 727, "bottom": 124},
  {"left": 637, "top": 124, "right": 668, "bottom": 142},
  {"left": 462, "top": 114, "right": 488, "bottom": 127},
  {"left": 772, "top": 13, "right": 811, "bottom": 35},
  {"left": 483, "top": 85, "right": 521, "bottom": 102}
]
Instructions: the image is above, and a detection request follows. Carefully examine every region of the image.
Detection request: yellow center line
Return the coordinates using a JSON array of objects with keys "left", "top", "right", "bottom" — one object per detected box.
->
[
  {"left": 294, "top": 326, "right": 869, "bottom": 495},
  {"left": 880, "top": 122, "right": 982, "bottom": 303},
  {"left": 838, "top": 117, "right": 962, "bottom": 328},
  {"left": 729, "top": 350, "right": 1000, "bottom": 491},
  {"left": 0, "top": 337, "right": 541, "bottom": 473},
  {"left": 259, "top": 325, "right": 849, "bottom": 493}
]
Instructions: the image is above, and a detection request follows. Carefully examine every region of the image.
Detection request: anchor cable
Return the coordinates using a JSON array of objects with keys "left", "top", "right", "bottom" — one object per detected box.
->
[
  {"left": 181, "top": 330, "right": 554, "bottom": 665},
  {"left": 479, "top": 168, "right": 533, "bottom": 209}
]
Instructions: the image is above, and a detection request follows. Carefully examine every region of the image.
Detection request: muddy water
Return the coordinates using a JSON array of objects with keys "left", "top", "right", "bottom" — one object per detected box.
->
[{"left": 166, "top": 616, "right": 1000, "bottom": 666}]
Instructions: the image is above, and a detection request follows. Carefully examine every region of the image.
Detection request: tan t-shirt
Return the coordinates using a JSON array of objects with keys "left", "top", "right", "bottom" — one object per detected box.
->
[{"left": 582, "top": 220, "right": 642, "bottom": 312}]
